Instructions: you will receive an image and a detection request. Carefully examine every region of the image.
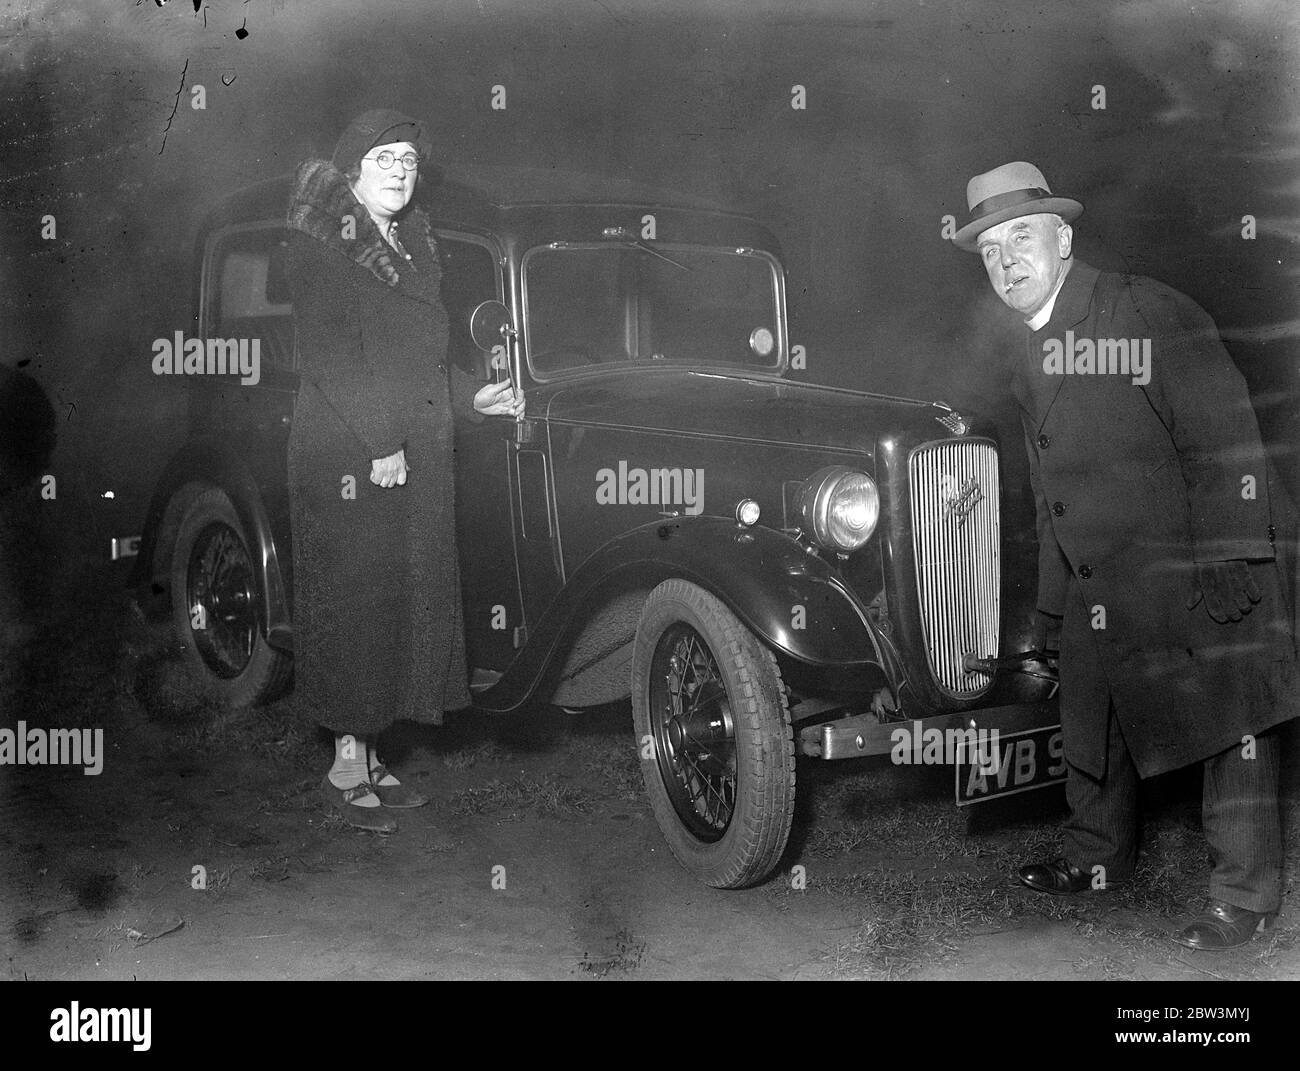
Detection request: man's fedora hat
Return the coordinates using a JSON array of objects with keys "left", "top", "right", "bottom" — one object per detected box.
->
[{"left": 952, "top": 161, "right": 1083, "bottom": 251}]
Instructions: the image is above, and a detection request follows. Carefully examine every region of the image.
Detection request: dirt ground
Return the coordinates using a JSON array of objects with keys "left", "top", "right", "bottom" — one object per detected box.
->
[{"left": 3, "top": 537, "right": 1300, "bottom": 982}]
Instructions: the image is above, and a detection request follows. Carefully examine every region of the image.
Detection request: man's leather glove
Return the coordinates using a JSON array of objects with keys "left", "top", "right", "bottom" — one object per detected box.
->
[
  {"left": 1185, "top": 560, "right": 1262, "bottom": 623},
  {"left": 1031, "top": 610, "right": 1063, "bottom": 658}
]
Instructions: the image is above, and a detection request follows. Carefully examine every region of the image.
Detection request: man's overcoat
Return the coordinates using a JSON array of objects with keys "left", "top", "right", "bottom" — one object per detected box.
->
[{"left": 1014, "top": 260, "right": 1298, "bottom": 779}]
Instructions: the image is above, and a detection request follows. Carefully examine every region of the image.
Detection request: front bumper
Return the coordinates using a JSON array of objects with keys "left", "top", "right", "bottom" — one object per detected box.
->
[{"left": 797, "top": 699, "right": 1059, "bottom": 760}]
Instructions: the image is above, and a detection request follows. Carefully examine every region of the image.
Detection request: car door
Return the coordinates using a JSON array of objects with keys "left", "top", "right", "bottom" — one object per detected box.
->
[
  {"left": 197, "top": 223, "right": 299, "bottom": 447},
  {"left": 441, "top": 230, "right": 526, "bottom": 677},
  {"left": 194, "top": 224, "right": 300, "bottom": 586}
]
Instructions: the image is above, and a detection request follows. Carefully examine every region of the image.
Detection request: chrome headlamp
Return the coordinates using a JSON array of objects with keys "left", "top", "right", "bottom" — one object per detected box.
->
[{"left": 800, "top": 466, "right": 879, "bottom": 553}]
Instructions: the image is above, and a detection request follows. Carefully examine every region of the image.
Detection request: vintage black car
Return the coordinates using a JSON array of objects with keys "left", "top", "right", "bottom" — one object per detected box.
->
[{"left": 130, "top": 168, "right": 1060, "bottom": 888}]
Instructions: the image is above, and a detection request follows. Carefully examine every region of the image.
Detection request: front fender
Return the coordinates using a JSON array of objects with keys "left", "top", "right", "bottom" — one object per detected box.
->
[
  {"left": 642, "top": 517, "right": 882, "bottom": 664},
  {"left": 475, "top": 516, "right": 884, "bottom": 713},
  {"left": 129, "top": 437, "right": 291, "bottom": 650}
]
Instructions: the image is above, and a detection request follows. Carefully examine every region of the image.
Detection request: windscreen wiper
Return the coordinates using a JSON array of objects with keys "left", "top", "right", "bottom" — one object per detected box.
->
[{"left": 601, "top": 226, "right": 692, "bottom": 272}]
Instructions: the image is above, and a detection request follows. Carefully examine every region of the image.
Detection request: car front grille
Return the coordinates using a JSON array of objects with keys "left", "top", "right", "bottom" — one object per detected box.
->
[{"left": 907, "top": 439, "right": 1000, "bottom": 696}]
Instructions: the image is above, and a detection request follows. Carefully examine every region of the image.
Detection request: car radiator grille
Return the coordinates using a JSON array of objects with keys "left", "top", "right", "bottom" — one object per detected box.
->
[{"left": 908, "top": 440, "right": 1001, "bottom": 696}]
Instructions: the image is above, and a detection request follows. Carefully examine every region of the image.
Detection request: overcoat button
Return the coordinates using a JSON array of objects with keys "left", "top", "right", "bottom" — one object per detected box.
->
[
  {"left": 1051, "top": 501, "right": 1066, "bottom": 516},
  {"left": 1078, "top": 564, "right": 1092, "bottom": 579},
  {"left": 1037, "top": 433, "right": 1051, "bottom": 449}
]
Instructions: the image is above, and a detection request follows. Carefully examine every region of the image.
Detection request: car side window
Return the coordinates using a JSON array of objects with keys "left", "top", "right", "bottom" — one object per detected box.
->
[
  {"left": 438, "top": 233, "right": 501, "bottom": 381},
  {"left": 209, "top": 227, "right": 296, "bottom": 369}
]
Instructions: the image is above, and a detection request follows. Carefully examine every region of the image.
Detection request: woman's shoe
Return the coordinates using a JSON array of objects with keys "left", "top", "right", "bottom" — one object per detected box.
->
[
  {"left": 319, "top": 777, "right": 399, "bottom": 833},
  {"left": 368, "top": 763, "right": 429, "bottom": 809}
]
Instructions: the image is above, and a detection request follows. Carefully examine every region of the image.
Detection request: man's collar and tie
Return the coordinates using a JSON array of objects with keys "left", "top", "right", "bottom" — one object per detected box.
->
[{"left": 1024, "top": 261, "right": 1072, "bottom": 331}]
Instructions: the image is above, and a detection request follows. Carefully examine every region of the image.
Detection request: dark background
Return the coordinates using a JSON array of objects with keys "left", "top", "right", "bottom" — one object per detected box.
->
[
  {"left": 1, "top": 0, "right": 1296, "bottom": 547},
  {"left": 1, "top": 0, "right": 1298, "bottom": 989}
]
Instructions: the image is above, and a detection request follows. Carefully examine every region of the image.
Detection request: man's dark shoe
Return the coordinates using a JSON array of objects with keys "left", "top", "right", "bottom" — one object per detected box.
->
[
  {"left": 1018, "top": 857, "right": 1125, "bottom": 895},
  {"left": 1173, "top": 899, "right": 1275, "bottom": 951}
]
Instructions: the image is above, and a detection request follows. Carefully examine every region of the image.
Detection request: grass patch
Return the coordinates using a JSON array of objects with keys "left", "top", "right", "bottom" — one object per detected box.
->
[
  {"left": 816, "top": 869, "right": 986, "bottom": 979},
  {"left": 163, "top": 698, "right": 317, "bottom": 773},
  {"left": 203, "top": 865, "right": 236, "bottom": 897},
  {"left": 447, "top": 774, "right": 595, "bottom": 819},
  {"left": 247, "top": 856, "right": 292, "bottom": 882},
  {"left": 576, "top": 736, "right": 643, "bottom": 802},
  {"left": 807, "top": 825, "right": 1297, "bottom": 980},
  {"left": 441, "top": 740, "right": 511, "bottom": 770},
  {"left": 576, "top": 928, "right": 647, "bottom": 977},
  {"left": 789, "top": 766, "right": 1300, "bottom": 979}
]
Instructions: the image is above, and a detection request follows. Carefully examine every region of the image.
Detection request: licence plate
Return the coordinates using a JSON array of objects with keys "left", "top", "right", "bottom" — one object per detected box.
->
[{"left": 955, "top": 723, "right": 1065, "bottom": 806}]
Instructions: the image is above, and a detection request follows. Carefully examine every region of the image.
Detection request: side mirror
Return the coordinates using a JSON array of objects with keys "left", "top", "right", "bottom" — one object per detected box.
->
[
  {"left": 468, "top": 300, "right": 523, "bottom": 419},
  {"left": 469, "top": 299, "right": 515, "bottom": 353}
]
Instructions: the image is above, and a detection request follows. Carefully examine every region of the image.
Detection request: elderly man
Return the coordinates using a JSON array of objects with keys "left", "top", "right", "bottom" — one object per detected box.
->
[{"left": 952, "top": 161, "right": 1298, "bottom": 950}]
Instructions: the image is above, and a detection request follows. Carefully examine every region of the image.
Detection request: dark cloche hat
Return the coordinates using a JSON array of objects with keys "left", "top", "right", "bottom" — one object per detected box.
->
[{"left": 331, "top": 108, "right": 433, "bottom": 173}]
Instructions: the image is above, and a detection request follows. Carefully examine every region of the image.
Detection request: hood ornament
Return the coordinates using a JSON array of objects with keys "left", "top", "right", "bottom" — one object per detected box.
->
[{"left": 935, "top": 406, "right": 969, "bottom": 436}]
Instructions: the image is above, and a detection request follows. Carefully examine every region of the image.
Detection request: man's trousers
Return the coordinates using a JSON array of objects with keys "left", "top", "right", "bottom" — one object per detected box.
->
[{"left": 1062, "top": 706, "right": 1283, "bottom": 912}]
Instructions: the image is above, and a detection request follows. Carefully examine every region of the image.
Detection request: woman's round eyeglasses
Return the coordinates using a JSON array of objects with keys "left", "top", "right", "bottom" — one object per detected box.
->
[{"left": 365, "top": 150, "right": 420, "bottom": 171}]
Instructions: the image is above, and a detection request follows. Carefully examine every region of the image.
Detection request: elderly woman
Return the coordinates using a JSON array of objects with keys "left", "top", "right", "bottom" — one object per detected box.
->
[{"left": 285, "top": 109, "right": 522, "bottom": 833}]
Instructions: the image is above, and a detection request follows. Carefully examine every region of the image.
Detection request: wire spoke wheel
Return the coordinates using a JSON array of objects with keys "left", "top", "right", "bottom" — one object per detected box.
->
[
  {"left": 632, "top": 579, "right": 795, "bottom": 889},
  {"left": 650, "top": 624, "right": 738, "bottom": 840},
  {"left": 170, "top": 487, "right": 292, "bottom": 707},
  {"left": 187, "top": 521, "right": 258, "bottom": 679}
]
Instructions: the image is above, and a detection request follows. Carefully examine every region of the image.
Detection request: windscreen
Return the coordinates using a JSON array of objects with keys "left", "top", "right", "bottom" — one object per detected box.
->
[{"left": 523, "top": 245, "right": 781, "bottom": 376}]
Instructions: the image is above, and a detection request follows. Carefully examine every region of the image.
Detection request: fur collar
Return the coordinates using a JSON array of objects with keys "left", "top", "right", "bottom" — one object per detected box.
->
[{"left": 286, "top": 158, "right": 438, "bottom": 289}]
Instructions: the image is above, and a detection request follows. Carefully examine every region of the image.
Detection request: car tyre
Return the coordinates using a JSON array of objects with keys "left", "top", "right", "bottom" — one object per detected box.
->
[
  {"left": 632, "top": 578, "right": 796, "bottom": 889},
  {"left": 169, "top": 487, "right": 291, "bottom": 708}
]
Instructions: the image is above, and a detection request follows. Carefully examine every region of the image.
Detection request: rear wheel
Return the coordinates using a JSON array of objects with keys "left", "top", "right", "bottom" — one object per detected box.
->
[
  {"left": 169, "top": 487, "right": 291, "bottom": 707},
  {"left": 631, "top": 579, "right": 795, "bottom": 889}
]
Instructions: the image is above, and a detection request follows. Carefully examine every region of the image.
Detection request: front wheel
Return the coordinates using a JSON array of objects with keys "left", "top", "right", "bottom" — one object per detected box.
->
[
  {"left": 631, "top": 579, "right": 795, "bottom": 889},
  {"left": 169, "top": 487, "right": 292, "bottom": 708}
]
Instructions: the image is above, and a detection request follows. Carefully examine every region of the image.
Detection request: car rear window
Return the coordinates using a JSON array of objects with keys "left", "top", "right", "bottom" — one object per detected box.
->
[{"left": 209, "top": 227, "right": 295, "bottom": 368}]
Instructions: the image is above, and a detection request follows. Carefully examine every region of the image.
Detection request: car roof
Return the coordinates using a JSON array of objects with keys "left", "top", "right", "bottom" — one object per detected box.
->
[
  {"left": 433, "top": 164, "right": 741, "bottom": 213},
  {"left": 196, "top": 164, "right": 775, "bottom": 251}
]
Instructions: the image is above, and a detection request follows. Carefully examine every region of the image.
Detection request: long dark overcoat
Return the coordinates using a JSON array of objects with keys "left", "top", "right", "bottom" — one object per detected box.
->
[
  {"left": 1014, "top": 260, "right": 1299, "bottom": 779},
  {"left": 285, "top": 159, "right": 482, "bottom": 736}
]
